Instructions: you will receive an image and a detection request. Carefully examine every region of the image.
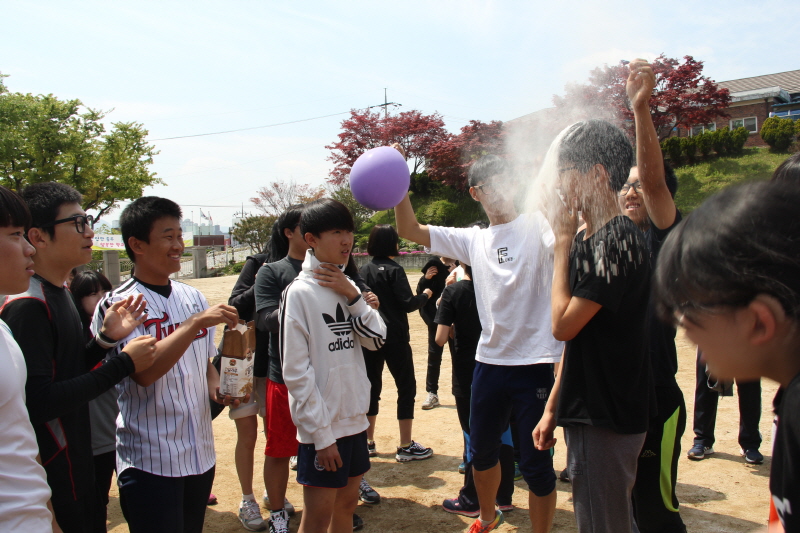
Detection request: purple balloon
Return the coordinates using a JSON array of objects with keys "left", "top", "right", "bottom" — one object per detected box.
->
[{"left": 349, "top": 146, "right": 410, "bottom": 211}]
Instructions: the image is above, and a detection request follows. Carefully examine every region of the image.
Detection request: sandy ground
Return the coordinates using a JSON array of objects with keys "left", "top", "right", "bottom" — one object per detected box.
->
[{"left": 106, "top": 274, "right": 777, "bottom": 533}]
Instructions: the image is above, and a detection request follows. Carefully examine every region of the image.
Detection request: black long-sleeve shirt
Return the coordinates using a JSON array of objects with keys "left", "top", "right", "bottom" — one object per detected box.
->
[
  {"left": 0, "top": 275, "right": 134, "bottom": 528},
  {"left": 360, "top": 258, "right": 428, "bottom": 345}
]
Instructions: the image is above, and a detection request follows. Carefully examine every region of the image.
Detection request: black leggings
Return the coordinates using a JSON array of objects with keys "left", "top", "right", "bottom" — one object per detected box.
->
[{"left": 364, "top": 342, "right": 416, "bottom": 420}]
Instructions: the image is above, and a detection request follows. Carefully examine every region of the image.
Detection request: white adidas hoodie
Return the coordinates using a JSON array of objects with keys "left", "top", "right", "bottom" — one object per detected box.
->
[{"left": 279, "top": 250, "right": 386, "bottom": 450}]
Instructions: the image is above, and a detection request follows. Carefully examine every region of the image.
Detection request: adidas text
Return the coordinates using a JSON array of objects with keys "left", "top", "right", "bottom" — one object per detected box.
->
[{"left": 329, "top": 337, "right": 355, "bottom": 351}]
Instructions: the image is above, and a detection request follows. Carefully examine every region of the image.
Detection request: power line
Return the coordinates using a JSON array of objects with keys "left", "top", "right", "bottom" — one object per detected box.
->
[{"left": 150, "top": 110, "right": 352, "bottom": 141}]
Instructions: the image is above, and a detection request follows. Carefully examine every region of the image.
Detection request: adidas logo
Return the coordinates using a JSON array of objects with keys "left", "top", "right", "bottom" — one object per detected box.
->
[{"left": 323, "top": 303, "right": 354, "bottom": 352}]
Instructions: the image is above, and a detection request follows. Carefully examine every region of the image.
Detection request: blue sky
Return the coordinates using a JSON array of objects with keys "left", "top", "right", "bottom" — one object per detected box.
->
[{"left": 3, "top": 0, "right": 798, "bottom": 228}]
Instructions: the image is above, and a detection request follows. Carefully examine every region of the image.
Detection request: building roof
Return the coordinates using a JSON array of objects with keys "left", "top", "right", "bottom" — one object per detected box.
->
[{"left": 718, "top": 69, "right": 800, "bottom": 95}]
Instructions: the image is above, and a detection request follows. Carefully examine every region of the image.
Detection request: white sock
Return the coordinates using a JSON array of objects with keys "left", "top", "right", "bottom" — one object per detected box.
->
[{"left": 242, "top": 493, "right": 255, "bottom": 502}]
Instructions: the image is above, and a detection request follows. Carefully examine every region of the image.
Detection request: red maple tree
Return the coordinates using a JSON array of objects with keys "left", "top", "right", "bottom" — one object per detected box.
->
[
  {"left": 553, "top": 54, "right": 731, "bottom": 141},
  {"left": 426, "top": 120, "right": 505, "bottom": 190},
  {"left": 325, "top": 109, "right": 449, "bottom": 185}
]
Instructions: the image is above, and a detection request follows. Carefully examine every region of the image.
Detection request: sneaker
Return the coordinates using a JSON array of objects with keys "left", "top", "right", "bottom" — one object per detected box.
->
[
  {"left": 262, "top": 493, "right": 295, "bottom": 517},
  {"left": 353, "top": 513, "right": 364, "bottom": 531},
  {"left": 513, "top": 462, "right": 522, "bottom": 481},
  {"left": 289, "top": 456, "right": 298, "bottom": 471},
  {"left": 367, "top": 440, "right": 377, "bottom": 457},
  {"left": 442, "top": 497, "right": 480, "bottom": 518},
  {"left": 466, "top": 510, "right": 504, "bottom": 533},
  {"left": 496, "top": 501, "right": 515, "bottom": 513},
  {"left": 687, "top": 444, "right": 714, "bottom": 460},
  {"left": 422, "top": 392, "right": 440, "bottom": 410},
  {"left": 458, "top": 461, "right": 467, "bottom": 474},
  {"left": 396, "top": 440, "right": 434, "bottom": 462},
  {"left": 207, "top": 493, "right": 218, "bottom": 506},
  {"left": 239, "top": 498, "right": 267, "bottom": 531},
  {"left": 359, "top": 476, "right": 381, "bottom": 504},
  {"left": 268, "top": 509, "right": 289, "bottom": 533},
  {"left": 742, "top": 448, "right": 764, "bottom": 464}
]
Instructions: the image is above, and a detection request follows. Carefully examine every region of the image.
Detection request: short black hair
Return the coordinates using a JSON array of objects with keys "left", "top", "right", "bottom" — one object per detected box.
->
[
  {"left": 367, "top": 224, "right": 399, "bottom": 258},
  {"left": 772, "top": 152, "right": 800, "bottom": 183},
  {"left": 558, "top": 120, "right": 633, "bottom": 192},
  {"left": 0, "top": 186, "right": 32, "bottom": 230},
  {"left": 300, "top": 198, "right": 354, "bottom": 238},
  {"left": 70, "top": 270, "right": 112, "bottom": 328},
  {"left": 120, "top": 197, "right": 182, "bottom": 262},
  {"left": 655, "top": 180, "right": 800, "bottom": 323},
  {"left": 21, "top": 182, "right": 82, "bottom": 238},
  {"left": 463, "top": 263, "right": 473, "bottom": 278},
  {"left": 468, "top": 155, "right": 507, "bottom": 188}
]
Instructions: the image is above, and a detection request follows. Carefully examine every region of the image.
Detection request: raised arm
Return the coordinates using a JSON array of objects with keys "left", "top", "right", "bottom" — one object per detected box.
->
[
  {"left": 627, "top": 58, "right": 676, "bottom": 230},
  {"left": 390, "top": 143, "right": 431, "bottom": 247}
]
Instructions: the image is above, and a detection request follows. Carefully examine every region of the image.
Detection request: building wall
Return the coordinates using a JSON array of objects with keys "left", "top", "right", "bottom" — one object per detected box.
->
[{"left": 675, "top": 99, "right": 774, "bottom": 147}]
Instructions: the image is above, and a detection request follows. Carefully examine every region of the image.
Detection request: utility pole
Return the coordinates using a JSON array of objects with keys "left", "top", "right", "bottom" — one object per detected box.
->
[{"left": 367, "top": 88, "right": 401, "bottom": 118}]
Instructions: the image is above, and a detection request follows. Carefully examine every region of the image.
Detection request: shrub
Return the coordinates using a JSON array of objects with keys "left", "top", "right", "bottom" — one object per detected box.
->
[
  {"left": 795, "top": 119, "right": 800, "bottom": 140},
  {"left": 695, "top": 131, "right": 713, "bottom": 157},
  {"left": 730, "top": 127, "right": 749, "bottom": 154},
  {"left": 681, "top": 136, "right": 698, "bottom": 162},
  {"left": 418, "top": 199, "right": 459, "bottom": 226},
  {"left": 661, "top": 136, "right": 682, "bottom": 164},
  {"left": 760, "top": 117, "right": 796, "bottom": 151}
]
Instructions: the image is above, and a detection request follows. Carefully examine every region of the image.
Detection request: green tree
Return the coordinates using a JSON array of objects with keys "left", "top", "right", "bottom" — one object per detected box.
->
[
  {"left": 326, "top": 183, "right": 374, "bottom": 234},
  {"left": 231, "top": 215, "right": 275, "bottom": 254},
  {"left": 0, "top": 74, "right": 160, "bottom": 223}
]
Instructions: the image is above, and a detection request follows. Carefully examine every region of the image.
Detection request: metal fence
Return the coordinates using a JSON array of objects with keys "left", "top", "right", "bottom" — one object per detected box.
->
[{"left": 352, "top": 253, "right": 433, "bottom": 270}]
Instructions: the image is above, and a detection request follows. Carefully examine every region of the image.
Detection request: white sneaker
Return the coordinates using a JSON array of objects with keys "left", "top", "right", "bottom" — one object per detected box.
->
[
  {"left": 289, "top": 455, "right": 298, "bottom": 470},
  {"left": 269, "top": 509, "right": 289, "bottom": 533},
  {"left": 262, "top": 493, "right": 295, "bottom": 517},
  {"left": 239, "top": 498, "right": 267, "bottom": 531},
  {"left": 422, "top": 392, "right": 440, "bottom": 410}
]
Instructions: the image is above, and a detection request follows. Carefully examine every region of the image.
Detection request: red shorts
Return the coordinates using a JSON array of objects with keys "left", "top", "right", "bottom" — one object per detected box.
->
[{"left": 264, "top": 379, "right": 300, "bottom": 458}]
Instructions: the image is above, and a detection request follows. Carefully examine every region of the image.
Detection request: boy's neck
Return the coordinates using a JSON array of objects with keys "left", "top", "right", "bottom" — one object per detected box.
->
[
  {"left": 486, "top": 208, "right": 518, "bottom": 226},
  {"left": 131, "top": 263, "right": 171, "bottom": 286},
  {"left": 288, "top": 245, "right": 306, "bottom": 261},
  {"left": 30, "top": 255, "right": 73, "bottom": 288},
  {"left": 582, "top": 198, "right": 622, "bottom": 239}
]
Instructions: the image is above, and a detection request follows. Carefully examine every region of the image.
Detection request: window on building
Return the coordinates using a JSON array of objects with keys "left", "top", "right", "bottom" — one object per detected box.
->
[
  {"left": 730, "top": 117, "right": 757, "bottom": 133},
  {"left": 690, "top": 123, "right": 716, "bottom": 136}
]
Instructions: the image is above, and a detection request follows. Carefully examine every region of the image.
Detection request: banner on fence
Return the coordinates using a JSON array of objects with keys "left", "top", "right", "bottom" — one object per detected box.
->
[{"left": 92, "top": 233, "right": 194, "bottom": 250}]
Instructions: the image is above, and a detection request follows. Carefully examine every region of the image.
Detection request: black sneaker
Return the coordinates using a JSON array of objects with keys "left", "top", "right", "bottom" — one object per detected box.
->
[
  {"left": 742, "top": 448, "right": 764, "bottom": 464},
  {"left": 396, "top": 440, "right": 433, "bottom": 462},
  {"left": 367, "top": 440, "right": 377, "bottom": 457},
  {"left": 687, "top": 444, "right": 714, "bottom": 460},
  {"left": 442, "top": 497, "right": 480, "bottom": 518},
  {"left": 353, "top": 514, "right": 364, "bottom": 531},
  {"left": 359, "top": 476, "right": 381, "bottom": 504},
  {"left": 558, "top": 467, "right": 570, "bottom": 482}
]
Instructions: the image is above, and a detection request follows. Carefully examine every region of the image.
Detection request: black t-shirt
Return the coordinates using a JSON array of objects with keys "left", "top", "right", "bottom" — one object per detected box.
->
[
  {"left": 417, "top": 258, "right": 450, "bottom": 325},
  {"left": 557, "top": 216, "right": 654, "bottom": 434},
  {"left": 434, "top": 280, "right": 481, "bottom": 397},
  {"left": 254, "top": 256, "right": 303, "bottom": 384},
  {"left": 359, "top": 258, "right": 428, "bottom": 345},
  {"left": 644, "top": 210, "right": 682, "bottom": 387},
  {"left": 771, "top": 372, "right": 800, "bottom": 531}
]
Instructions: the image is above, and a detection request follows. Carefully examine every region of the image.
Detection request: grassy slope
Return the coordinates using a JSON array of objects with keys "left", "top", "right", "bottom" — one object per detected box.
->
[{"left": 674, "top": 147, "right": 792, "bottom": 214}]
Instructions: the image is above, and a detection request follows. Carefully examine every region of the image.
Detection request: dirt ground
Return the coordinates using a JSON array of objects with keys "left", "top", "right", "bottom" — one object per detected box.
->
[{"left": 106, "top": 274, "right": 776, "bottom": 533}]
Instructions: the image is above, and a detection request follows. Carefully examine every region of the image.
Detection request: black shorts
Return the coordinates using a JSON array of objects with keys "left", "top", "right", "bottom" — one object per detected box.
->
[{"left": 296, "top": 431, "right": 370, "bottom": 489}]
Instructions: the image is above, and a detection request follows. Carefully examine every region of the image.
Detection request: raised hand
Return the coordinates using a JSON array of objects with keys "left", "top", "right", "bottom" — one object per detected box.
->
[
  {"left": 101, "top": 294, "right": 148, "bottom": 341},
  {"left": 191, "top": 304, "right": 239, "bottom": 330},
  {"left": 424, "top": 266, "right": 438, "bottom": 280},
  {"left": 121, "top": 335, "right": 157, "bottom": 373},
  {"left": 391, "top": 142, "right": 407, "bottom": 159},
  {"left": 626, "top": 58, "right": 656, "bottom": 109}
]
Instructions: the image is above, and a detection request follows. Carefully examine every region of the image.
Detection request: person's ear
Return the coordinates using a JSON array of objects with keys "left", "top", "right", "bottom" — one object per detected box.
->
[
  {"left": 127, "top": 236, "right": 147, "bottom": 260},
  {"left": 745, "top": 294, "right": 785, "bottom": 346},
  {"left": 304, "top": 232, "right": 317, "bottom": 248},
  {"left": 26, "top": 227, "right": 49, "bottom": 249},
  {"left": 593, "top": 164, "right": 610, "bottom": 184},
  {"left": 469, "top": 187, "right": 480, "bottom": 202},
  {"left": 284, "top": 227, "right": 294, "bottom": 240}
]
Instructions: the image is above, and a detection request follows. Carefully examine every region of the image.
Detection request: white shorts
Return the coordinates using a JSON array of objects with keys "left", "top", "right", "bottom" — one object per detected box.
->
[{"left": 229, "top": 376, "right": 267, "bottom": 420}]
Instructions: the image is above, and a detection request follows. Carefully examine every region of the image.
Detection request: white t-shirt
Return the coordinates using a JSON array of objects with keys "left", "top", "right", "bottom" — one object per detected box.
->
[
  {"left": 0, "top": 320, "right": 53, "bottom": 532},
  {"left": 429, "top": 212, "right": 563, "bottom": 365}
]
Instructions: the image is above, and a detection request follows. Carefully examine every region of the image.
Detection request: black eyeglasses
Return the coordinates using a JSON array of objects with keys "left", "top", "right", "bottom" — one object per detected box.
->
[
  {"left": 619, "top": 181, "right": 643, "bottom": 196},
  {"left": 39, "top": 214, "right": 94, "bottom": 233},
  {"left": 473, "top": 183, "right": 495, "bottom": 195}
]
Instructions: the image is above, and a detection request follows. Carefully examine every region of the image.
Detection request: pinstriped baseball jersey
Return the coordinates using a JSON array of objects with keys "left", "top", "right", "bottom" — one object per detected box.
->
[{"left": 94, "top": 278, "right": 216, "bottom": 477}]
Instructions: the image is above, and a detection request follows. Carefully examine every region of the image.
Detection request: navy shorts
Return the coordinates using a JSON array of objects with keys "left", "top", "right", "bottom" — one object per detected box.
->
[
  {"left": 296, "top": 431, "right": 370, "bottom": 489},
  {"left": 469, "top": 362, "right": 556, "bottom": 497}
]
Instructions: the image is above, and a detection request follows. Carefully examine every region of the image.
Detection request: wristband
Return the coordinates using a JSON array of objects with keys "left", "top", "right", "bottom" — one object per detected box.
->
[
  {"left": 348, "top": 294, "right": 362, "bottom": 306},
  {"left": 96, "top": 331, "right": 118, "bottom": 349}
]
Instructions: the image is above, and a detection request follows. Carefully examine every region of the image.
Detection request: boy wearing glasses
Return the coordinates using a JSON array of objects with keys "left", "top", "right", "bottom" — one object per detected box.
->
[
  {"left": 0, "top": 182, "right": 158, "bottom": 533},
  {"left": 395, "top": 152, "right": 563, "bottom": 533}
]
